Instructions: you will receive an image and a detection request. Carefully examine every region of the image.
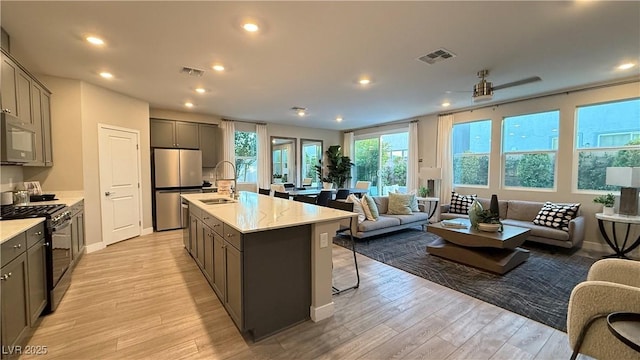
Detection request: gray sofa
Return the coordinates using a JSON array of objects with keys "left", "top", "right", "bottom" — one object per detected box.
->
[
  {"left": 345, "top": 196, "right": 430, "bottom": 239},
  {"left": 441, "top": 198, "right": 585, "bottom": 249}
]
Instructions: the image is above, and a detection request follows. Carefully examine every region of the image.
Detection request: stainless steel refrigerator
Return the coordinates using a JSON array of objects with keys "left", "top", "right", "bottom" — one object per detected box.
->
[{"left": 153, "top": 149, "right": 203, "bottom": 231}]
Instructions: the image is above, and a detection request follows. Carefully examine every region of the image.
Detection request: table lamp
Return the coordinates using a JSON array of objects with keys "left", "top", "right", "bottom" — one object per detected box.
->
[
  {"left": 419, "top": 167, "right": 442, "bottom": 197},
  {"left": 606, "top": 167, "right": 640, "bottom": 216}
]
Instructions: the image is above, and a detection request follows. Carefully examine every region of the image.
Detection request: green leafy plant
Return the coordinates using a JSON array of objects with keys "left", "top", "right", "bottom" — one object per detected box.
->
[
  {"left": 593, "top": 193, "right": 615, "bottom": 207},
  {"left": 418, "top": 186, "right": 430, "bottom": 197},
  {"left": 320, "top": 145, "right": 354, "bottom": 188},
  {"left": 477, "top": 209, "right": 503, "bottom": 232},
  {"left": 314, "top": 160, "right": 332, "bottom": 184}
]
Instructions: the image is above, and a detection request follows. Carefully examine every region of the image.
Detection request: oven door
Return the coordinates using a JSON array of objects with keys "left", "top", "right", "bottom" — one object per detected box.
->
[{"left": 50, "top": 219, "right": 72, "bottom": 287}]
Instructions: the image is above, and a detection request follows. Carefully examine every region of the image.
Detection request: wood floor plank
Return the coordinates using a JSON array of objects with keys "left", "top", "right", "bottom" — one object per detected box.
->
[{"left": 18, "top": 230, "right": 579, "bottom": 360}]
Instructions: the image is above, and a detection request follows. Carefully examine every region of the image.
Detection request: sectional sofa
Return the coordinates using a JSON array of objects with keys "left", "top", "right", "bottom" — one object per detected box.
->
[
  {"left": 441, "top": 198, "right": 585, "bottom": 249},
  {"left": 346, "top": 196, "right": 430, "bottom": 239}
]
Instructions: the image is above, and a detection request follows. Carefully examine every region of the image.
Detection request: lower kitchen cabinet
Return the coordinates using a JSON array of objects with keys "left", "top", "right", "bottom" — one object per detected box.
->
[
  {"left": 1, "top": 252, "right": 29, "bottom": 355},
  {"left": 70, "top": 201, "right": 85, "bottom": 267},
  {"left": 1, "top": 222, "right": 50, "bottom": 356},
  {"left": 203, "top": 228, "right": 214, "bottom": 283},
  {"left": 211, "top": 232, "right": 225, "bottom": 299},
  {"left": 223, "top": 241, "right": 243, "bottom": 328}
]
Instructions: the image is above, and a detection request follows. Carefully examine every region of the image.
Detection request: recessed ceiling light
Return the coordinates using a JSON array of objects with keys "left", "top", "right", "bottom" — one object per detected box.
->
[
  {"left": 359, "top": 78, "right": 371, "bottom": 85},
  {"left": 212, "top": 64, "right": 225, "bottom": 72},
  {"left": 291, "top": 106, "right": 306, "bottom": 116},
  {"left": 336, "top": 116, "right": 343, "bottom": 122},
  {"left": 99, "top": 72, "right": 113, "bottom": 79},
  {"left": 86, "top": 36, "right": 104, "bottom": 45},
  {"left": 618, "top": 63, "right": 635, "bottom": 70},
  {"left": 243, "top": 23, "right": 259, "bottom": 32},
  {"left": 441, "top": 102, "right": 451, "bottom": 107},
  {"left": 195, "top": 88, "right": 206, "bottom": 94},
  {"left": 185, "top": 102, "right": 194, "bottom": 108}
]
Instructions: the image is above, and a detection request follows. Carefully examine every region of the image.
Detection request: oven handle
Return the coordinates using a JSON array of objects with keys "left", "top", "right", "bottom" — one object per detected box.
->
[{"left": 51, "top": 220, "right": 72, "bottom": 232}]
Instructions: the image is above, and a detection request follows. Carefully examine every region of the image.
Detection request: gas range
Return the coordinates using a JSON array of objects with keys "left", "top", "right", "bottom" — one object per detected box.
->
[{"left": 1, "top": 204, "right": 70, "bottom": 228}]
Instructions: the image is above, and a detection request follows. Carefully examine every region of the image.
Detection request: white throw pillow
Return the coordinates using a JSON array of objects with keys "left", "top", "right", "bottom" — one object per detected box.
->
[
  {"left": 346, "top": 194, "right": 366, "bottom": 223},
  {"left": 360, "top": 195, "right": 378, "bottom": 221}
]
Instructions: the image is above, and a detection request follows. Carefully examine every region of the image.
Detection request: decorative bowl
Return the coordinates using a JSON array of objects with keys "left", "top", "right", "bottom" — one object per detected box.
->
[{"left": 477, "top": 223, "right": 501, "bottom": 232}]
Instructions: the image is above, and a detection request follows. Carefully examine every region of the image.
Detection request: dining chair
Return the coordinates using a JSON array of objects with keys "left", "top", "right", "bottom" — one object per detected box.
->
[
  {"left": 270, "top": 184, "right": 286, "bottom": 193},
  {"left": 327, "top": 200, "right": 360, "bottom": 295},
  {"left": 335, "top": 189, "right": 350, "bottom": 200},
  {"left": 294, "top": 195, "right": 317, "bottom": 204},
  {"left": 274, "top": 191, "right": 290, "bottom": 199},
  {"left": 283, "top": 183, "right": 295, "bottom": 190},
  {"left": 258, "top": 188, "right": 270, "bottom": 195},
  {"left": 355, "top": 181, "right": 371, "bottom": 190},
  {"left": 302, "top": 178, "right": 313, "bottom": 187},
  {"left": 316, "top": 190, "right": 333, "bottom": 207}
]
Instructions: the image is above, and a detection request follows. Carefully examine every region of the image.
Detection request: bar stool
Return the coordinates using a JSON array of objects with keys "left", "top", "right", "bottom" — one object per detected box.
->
[
  {"left": 294, "top": 195, "right": 317, "bottom": 204},
  {"left": 274, "top": 191, "right": 290, "bottom": 199},
  {"left": 327, "top": 200, "right": 360, "bottom": 295},
  {"left": 316, "top": 190, "right": 333, "bottom": 207},
  {"left": 335, "top": 189, "right": 350, "bottom": 200},
  {"left": 258, "top": 188, "right": 270, "bottom": 195}
]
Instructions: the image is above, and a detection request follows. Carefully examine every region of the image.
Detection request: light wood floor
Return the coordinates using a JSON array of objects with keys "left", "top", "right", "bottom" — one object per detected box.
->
[{"left": 19, "top": 230, "right": 592, "bottom": 360}]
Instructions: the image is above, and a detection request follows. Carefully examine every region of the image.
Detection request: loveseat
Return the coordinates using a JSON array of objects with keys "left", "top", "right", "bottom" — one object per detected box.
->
[
  {"left": 345, "top": 196, "right": 430, "bottom": 239},
  {"left": 441, "top": 197, "right": 585, "bottom": 248}
]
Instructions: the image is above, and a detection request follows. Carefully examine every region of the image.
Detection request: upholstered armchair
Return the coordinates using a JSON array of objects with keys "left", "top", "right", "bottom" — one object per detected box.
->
[{"left": 567, "top": 258, "right": 640, "bottom": 360}]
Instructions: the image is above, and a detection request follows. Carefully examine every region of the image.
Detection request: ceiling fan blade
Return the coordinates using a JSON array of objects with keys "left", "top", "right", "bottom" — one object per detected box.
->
[{"left": 493, "top": 76, "right": 541, "bottom": 91}]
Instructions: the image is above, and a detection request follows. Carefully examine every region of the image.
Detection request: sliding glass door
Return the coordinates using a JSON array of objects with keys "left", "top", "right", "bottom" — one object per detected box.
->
[{"left": 354, "top": 131, "right": 408, "bottom": 195}]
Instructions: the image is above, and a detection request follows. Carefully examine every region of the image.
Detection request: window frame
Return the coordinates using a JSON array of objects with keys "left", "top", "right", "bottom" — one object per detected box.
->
[{"left": 234, "top": 130, "right": 257, "bottom": 184}]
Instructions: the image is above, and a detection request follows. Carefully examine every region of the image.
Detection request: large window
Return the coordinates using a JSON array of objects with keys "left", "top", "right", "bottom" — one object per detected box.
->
[
  {"left": 452, "top": 120, "right": 491, "bottom": 186},
  {"left": 354, "top": 131, "right": 408, "bottom": 195},
  {"left": 503, "top": 111, "right": 559, "bottom": 189},
  {"left": 235, "top": 131, "right": 257, "bottom": 183},
  {"left": 576, "top": 98, "right": 640, "bottom": 191}
]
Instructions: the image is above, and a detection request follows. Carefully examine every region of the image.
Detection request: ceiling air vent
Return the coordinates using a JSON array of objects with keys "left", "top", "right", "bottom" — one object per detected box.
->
[
  {"left": 417, "top": 48, "right": 456, "bottom": 65},
  {"left": 180, "top": 66, "right": 205, "bottom": 77}
]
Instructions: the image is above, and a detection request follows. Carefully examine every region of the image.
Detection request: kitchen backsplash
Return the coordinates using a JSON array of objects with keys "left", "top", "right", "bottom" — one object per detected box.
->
[{"left": 0, "top": 165, "right": 24, "bottom": 192}]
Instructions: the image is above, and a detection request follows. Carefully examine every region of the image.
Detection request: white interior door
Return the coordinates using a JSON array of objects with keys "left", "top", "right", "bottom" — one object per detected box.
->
[{"left": 98, "top": 125, "right": 141, "bottom": 246}]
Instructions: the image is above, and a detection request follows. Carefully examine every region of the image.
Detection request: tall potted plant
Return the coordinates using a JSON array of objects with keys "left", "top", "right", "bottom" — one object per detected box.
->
[
  {"left": 315, "top": 160, "right": 333, "bottom": 189},
  {"left": 323, "top": 145, "right": 354, "bottom": 189}
]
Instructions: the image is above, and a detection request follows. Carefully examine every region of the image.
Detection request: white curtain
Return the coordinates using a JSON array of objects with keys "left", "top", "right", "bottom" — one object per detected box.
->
[
  {"left": 436, "top": 114, "right": 454, "bottom": 203},
  {"left": 256, "top": 124, "right": 270, "bottom": 189},
  {"left": 343, "top": 132, "right": 354, "bottom": 187},
  {"left": 407, "top": 121, "right": 419, "bottom": 193},
  {"left": 219, "top": 120, "right": 236, "bottom": 179}
]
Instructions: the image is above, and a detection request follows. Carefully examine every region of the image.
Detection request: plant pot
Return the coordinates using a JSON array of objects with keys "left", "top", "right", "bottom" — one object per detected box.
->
[
  {"left": 322, "top": 182, "right": 333, "bottom": 190},
  {"left": 603, "top": 206, "right": 614, "bottom": 216}
]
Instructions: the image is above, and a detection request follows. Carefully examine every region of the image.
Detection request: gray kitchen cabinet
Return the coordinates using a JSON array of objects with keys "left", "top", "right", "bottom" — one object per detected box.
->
[
  {"left": 203, "top": 227, "right": 214, "bottom": 283},
  {"left": 211, "top": 231, "right": 225, "bottom": 299},
  {"left": 16, "top": 69, "right": 32, "bottom": 128},
  {"left": 1, "top": 54, "right": 18, "bottom": 116},
  {"left": 199, "top": 124, "right": 221, "bottom": 167},
  {"left": 27, "top": 237, "right": 47, "bottom": 324},
  {"left": 25, "top": 82, "right": 53, "bottom": 167},
  {"left": 188, "top": 214, "right": 198, "bottom": 257},
  {"left": 195, "top": 219, "right": 205, "bottom": 269},
  {"left": 224, "top": 240, "right": 243, "bottom": 328},
  {"left": 150, "top": 119, "right": 199, "bottom": 149},
  {"left": 70, "top": 201, "right": 85, "bottom": 266},
  {"left": 1, "top": 251, "right": 29, "bottom": 354}
]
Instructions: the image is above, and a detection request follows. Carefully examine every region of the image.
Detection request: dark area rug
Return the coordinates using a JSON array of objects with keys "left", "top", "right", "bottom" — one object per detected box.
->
[{"left": 333, "top": 228, "right": 597, "bottom": 331}]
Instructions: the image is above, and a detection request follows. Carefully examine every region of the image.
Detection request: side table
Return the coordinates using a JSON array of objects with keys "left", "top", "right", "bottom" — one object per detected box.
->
[
  {"left": 595, "top": 213, "right": 640, "bottom": 259},
  {"left": 417, "top": 196, "right": 439, "bottom": 222}
]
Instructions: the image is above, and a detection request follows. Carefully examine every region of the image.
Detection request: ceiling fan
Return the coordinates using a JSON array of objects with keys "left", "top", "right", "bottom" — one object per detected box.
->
[{"left": 472, "top": 69, "right": 541, "bottom": 103}]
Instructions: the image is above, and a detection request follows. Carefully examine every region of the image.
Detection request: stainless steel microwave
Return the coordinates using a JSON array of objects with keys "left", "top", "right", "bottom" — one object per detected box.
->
[{"left": 1, "top": 113, "right": 36, "bottom": 164}]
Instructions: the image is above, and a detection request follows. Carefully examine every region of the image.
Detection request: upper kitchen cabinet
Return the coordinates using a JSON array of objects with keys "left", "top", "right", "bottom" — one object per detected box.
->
[
  {"left": 1, "top": 53, "right": 33, "bottom": 129},
  {"left": 25, "top": 82, "right": 53, "bottom": 167},
  {"left": 199, "top": 124, "right": 221, "bottom": 167},
  {"left": 150, "top": 119, "right": 199, "bottom": 149}
]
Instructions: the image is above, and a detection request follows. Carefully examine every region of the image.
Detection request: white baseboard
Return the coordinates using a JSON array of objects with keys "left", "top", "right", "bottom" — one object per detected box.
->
[
  {"left": 580, "top": 240, "right": 640, "bottom": 258},
  {"left": 85, "top": 242, "right": 106, "bottom": 253},
  {"left": 142, "top": 227, "right": 153, "bottom": 236},
  {"left": 310, "top": 302, "right": 335, "bottom": 322}
]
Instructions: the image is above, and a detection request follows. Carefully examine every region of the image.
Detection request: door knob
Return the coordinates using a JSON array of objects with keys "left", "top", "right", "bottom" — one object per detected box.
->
[{"left": 105, "top": 191, "right": 116, "bottom": 196}]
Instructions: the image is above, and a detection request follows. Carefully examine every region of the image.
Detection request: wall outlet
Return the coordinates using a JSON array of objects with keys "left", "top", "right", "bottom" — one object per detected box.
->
[{"left": 320, "top": 233, "right": 328, "bottom": 248}]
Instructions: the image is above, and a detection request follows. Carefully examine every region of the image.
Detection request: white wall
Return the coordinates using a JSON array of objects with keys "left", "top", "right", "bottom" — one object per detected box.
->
[{"left": 417, "top": 81, "right": 640, "bottom": 256}]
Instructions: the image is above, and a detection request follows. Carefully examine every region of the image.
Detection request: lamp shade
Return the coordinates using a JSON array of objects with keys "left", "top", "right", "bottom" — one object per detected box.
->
[
  {"left": 419, "top": 167, "right": 442, "bottom": 180},
  {"left": 606, "top": 167, "right": 640, "bottom": 187}
]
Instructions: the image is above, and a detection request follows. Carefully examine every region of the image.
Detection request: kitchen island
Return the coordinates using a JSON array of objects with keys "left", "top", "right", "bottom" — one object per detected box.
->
[{"left": 180, "top": 191, "right": 355, "bottom": 341}]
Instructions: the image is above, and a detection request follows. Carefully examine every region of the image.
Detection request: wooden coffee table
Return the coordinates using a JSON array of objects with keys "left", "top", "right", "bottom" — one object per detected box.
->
[{"left": 427, "top": 219, "right": 531, "bottom": 274}]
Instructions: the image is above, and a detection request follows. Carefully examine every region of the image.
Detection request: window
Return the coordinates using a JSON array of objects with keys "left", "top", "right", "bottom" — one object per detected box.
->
[
  {"left": 354, "top": 131, "right": 408, "bottom": 195},
  {"left": 235, "top": 131, "right": 257, "bottom": 183},
  {"left": 503, "top": 111, "right": 559, "bottom": 189},
  {"left": 272, "top": 147, "right": 288, "bottom": 182},
  {"left": 452, "top": 120, "right": 491, "bottom": 186},
  {"left": 576, "top": 98, "right": 640, "bottom": 191}
]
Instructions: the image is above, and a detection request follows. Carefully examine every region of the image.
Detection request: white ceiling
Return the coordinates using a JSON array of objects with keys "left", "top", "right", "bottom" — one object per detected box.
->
[{"left": 2, "top": 1, "right": 639, "bottom": 130}]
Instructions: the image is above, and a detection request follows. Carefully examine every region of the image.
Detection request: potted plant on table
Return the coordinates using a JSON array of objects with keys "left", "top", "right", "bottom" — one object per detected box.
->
[
  {"left": 418, "top": 186, "right": 430, "bottom": 198},
  {"left": 476, "top": 209, "right": 503, "bottom": 232},
  {"left": 593, "top": 193, "right": 615, "bottom": 215}
]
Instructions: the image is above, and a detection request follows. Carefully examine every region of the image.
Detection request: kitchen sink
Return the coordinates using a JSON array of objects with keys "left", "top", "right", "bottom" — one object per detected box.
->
[{"left": 200, "top": 198, "right": 236, "bottom": 205}]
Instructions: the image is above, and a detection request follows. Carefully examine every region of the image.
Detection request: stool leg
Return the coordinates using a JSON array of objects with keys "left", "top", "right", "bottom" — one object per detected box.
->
[{"left": 333, "top": 219, "right": 360, "bottom": 295}]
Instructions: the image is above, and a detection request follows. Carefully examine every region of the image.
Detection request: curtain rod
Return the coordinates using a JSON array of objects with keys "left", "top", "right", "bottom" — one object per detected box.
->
[
  {"left": 221, "top": 118, "right": 267, "bottom": 126},
  {"left": 439, "top": 76, "right": 639, "bottom": 117},
  {"left": 343, "top": 118, "right": 418, "bottom": 133}
]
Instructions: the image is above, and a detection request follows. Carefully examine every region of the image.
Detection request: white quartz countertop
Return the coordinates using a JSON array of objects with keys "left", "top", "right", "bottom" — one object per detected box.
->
[
  {"left": 26, "top": 194, "right": 83, "bottom": 207},
  {"left": 1, "top": 218, "right": 45, "bottom": 244},
  {"left": 181, "top": 192, "right": 355, "bottom": 233}
]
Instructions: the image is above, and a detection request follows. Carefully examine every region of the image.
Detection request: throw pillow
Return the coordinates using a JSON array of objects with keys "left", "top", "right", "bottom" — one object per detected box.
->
[
  {"left": 361, "top": 194, "right": 379, "bottom": 220},
  {"left": 387, "top": 193, "right": 413, "bottom": 215},
  {"left": 449, "top": 192, "right": 477, "bottom": 214},
  {"left": 346, "top": 194, "right": 366, "bottom": 223},
  {"left": 532, "top": 202, "right": 581, "bottom": 232}
]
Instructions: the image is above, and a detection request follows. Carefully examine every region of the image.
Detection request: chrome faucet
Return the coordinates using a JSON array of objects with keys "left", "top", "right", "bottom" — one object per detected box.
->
[{"left": 215, "top": 160, "right": 237, "bottom": 198}]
